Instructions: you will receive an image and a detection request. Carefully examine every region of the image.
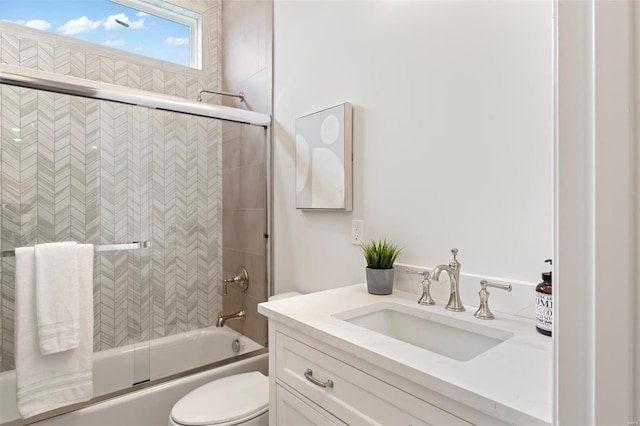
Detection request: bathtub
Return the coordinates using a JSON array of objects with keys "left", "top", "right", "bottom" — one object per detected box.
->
[{"left": 0, "top": 326, "right": 264, "bottom": 424}]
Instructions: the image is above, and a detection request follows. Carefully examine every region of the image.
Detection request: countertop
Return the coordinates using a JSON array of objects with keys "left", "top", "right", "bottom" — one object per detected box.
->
[{"left": 258, "top": 284, "right": 552, "bottom": 425}]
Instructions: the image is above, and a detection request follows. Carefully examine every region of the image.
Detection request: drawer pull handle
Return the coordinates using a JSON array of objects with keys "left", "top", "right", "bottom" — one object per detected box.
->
[{"left": 304, "top": 369, "right": 334, "bottom": 388}]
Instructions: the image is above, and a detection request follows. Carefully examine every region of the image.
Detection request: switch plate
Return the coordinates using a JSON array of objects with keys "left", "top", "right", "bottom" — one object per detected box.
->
[{"left": 351, "top": 220, "right": 363, "bottom": 245}]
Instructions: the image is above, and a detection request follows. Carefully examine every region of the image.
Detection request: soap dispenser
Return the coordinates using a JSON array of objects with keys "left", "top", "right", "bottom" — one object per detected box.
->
[{"left": 535, "top": 259, "right": 553, "bottom": 336}]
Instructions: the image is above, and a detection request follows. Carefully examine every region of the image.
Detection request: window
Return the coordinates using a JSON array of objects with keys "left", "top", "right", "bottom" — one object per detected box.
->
[{"left": 0, "top": 0, "right": 202, "bottom": 69}]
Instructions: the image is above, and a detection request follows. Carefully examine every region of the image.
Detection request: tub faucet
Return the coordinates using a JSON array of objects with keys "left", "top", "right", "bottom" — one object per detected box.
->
[
  {"left": 216, "top": 310, "right": 246, "bottom": 327},
  {"left": 223, "top": 266, "right": 249, "bottom": 296},
  {"left": 429, "top": 248, "right": 465, "bottom": 312}
]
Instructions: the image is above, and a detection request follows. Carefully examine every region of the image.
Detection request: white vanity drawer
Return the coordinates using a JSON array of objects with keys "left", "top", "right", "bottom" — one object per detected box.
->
[
  {"left": 276, "top": 384, "right": 347, "bottom": 426},
  {"left": 275, "top": 332, "right": 470, "bottom": 426}
]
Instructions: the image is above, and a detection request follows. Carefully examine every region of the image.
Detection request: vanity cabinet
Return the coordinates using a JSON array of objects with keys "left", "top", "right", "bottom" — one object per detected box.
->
[
  {"left": 270, "top": 324, "right": 476, "bottom": 426},
  {"left": 260, "top": 285, "right": 551, "bottom": 426}
]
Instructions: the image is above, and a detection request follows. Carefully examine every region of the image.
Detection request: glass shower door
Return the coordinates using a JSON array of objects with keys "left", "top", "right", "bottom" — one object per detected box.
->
[
  {"left": 145, "top": 108, "right": 223, "bottom": 381},
  {"left": 0, "top": 85, "right": 152, "bottom": 410},
  {"left": 88, "top": 99, "right": 153, "bottom": 389}
]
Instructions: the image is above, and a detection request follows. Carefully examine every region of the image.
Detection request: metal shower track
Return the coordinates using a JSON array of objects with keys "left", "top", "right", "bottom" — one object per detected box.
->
[{"left": 0, "top": 64, "right": 271, "bottom": 127}]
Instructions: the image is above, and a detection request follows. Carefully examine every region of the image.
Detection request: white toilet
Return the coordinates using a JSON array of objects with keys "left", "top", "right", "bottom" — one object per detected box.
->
[
  {"left": 168, "top": 292, "right": 302, "bottom": 426},
  {"left": 169, "top": 371, "right": 269, "bottom": 426}
]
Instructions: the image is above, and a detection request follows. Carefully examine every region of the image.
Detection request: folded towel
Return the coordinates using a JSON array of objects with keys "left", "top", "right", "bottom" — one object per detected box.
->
[
  {"left": 15, "top": 244, "right": 94, "bottom": 419},
  {"left": 35, "top": 242, "right": 80, "bottom": 354}
]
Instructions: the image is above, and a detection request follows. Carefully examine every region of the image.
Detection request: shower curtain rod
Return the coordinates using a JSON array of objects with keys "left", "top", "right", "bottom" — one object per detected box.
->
[{"left": 0, "top": 64, "right": 271, "bottom": 127}]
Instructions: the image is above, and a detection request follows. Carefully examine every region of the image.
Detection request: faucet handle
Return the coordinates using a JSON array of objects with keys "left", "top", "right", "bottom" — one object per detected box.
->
[
  {"left": 417, "top": 275, "right": 435, "bottom": 305},
  {"left": 473, "top": 280, "right": 512, "bottom": 320},
  {"left": 405, "top": 268, "right": 434, "bottom": 306},
  {"left": 405, "top": 268, "right": 428, "bottom": 277},
  {"left": 482, "top": 280, "right": 512, "bottom": 292},
  {"left": 223, "top": 266, "right": 249, "bottom": 295},
  {"left": 449, "top": 248, "right": 460, "bottom": 269}
]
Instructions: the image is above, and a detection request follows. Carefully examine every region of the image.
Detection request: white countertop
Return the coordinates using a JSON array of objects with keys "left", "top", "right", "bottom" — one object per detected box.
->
[{"left": 258, "top": 284, "right": 552, "bottom": 425}]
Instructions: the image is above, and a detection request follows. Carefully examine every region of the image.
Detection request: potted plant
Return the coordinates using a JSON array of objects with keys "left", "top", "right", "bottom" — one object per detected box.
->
[{"left": 361, "top": 238, "right": 402, "bottom": 295}]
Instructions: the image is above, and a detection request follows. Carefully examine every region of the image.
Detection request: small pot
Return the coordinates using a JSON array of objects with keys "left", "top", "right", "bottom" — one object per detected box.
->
[{"left": 365, "top": 267, "right": 395, "bottom": 295}]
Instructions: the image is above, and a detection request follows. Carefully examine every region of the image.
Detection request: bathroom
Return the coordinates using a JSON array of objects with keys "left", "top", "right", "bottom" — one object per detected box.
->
[{"left": 0, "top": 0, "right": 637, "bottom": 425}]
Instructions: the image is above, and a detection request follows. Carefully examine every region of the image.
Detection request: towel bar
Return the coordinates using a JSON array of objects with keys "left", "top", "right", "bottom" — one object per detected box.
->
[{"left": 0, "top": 241, "right": 151, "bottom": 258}]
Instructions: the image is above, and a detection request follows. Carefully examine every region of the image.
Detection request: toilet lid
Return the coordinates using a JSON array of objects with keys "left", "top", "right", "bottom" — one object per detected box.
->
[{"left": 171, "top": 372, "right": 269, "bottom": 426}]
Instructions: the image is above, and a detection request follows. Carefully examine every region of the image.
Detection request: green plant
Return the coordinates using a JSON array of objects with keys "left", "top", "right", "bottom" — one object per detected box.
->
[{"left": 361, "top": 238, "right": 402, "bottom": 269}]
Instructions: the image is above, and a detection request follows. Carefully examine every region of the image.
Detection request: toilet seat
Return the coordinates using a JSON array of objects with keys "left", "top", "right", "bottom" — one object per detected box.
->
[{"left": 170, "top": 372, "right": 269, "bottom": 426}]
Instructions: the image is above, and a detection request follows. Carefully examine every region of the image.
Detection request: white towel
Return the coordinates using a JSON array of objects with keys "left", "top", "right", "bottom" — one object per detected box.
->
[
  {"left": 15, "top": 244, "right": 94, "bottom": 419},
  {"left": 34, "top": 242, "right": 80, "bottom": 354}
]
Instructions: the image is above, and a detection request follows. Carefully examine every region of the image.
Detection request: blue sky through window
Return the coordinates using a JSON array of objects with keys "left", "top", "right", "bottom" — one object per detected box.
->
[{"left": 0, "top": 0, "right": 190, "bottom": 67}]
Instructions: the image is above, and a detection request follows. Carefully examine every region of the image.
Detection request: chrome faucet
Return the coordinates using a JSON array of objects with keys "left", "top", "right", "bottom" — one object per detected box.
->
[
  {"left": 216, "top": 310, "right": 246, "bottom": 327},
  {"left": 430, "top": 248, "right": 465, "bottom": 312}
]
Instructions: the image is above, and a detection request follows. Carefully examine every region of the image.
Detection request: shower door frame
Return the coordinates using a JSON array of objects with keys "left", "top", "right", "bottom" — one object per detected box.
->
[
  {"left": 0, "top": 62, "right": 273, "bottom": 296},
  {"left": 0, "top": 64, "right": 271, "bottom": 126},
  {"left": 0, "top": 63, "right": 274, "bottom": 422}
]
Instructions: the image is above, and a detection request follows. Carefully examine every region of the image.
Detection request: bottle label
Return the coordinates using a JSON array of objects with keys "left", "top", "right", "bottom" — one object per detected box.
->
[{"left": 535, "top": 291, "right": 553, "bottom": 332}]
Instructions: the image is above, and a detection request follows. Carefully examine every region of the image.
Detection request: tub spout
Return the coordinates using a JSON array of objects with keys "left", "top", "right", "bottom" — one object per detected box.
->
[{"left": 216, "top": 310, "right": 246, "bottom": 327}]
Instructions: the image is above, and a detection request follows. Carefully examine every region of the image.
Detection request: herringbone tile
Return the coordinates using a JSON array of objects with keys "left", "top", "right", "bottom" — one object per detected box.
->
[
  {"left": 37, "top": 91, "right": 55, "bottom": 243},
  {"left": 164, "top": 112, "right": 177, "bottom": 335},
  {"left": 54, "top": 93, "right": 71, "bottom": 242},
  {"left": 1, "top": 259, "right": 15, "bottom": 371},
  {"left": 0, "top": 1, "right": 226, "bottom": 368},
  {"left": 1, "top": 85, "right": 21, "bottom": 371},
  {"left": 86, "top": 54, "right": 100, "bottom": 81},
  {"left": 175, "top": 112, "right": 188, "bottom": 333},
  {"left": 37, "top": 42, "right": 54, "bottom": 73},
  {"left": 99, "top": 56, "right": 114, "bottom": 84},
  {"left": 138, "top": 108, "right": 152, "bottom": 342},
  {"left": 186, "top": 116, "right": 200, "bottom": 330},
  {"left": 128, "top": 64, "right": 141, "bottom": 90},
  {"left": 1, "top": 33, "right": 19, "bottom": 66},
  {"left": 70, "top": 50, "right": 85, "bottom": 78},
  {"left": 54, "top": 47, "right": 70, "bottom": 75},
  {"left": 197, "top": 117, "right": 210, "bottom": 326},
  {"left": 70, "top": 96, "right": 86, "bottom": 243},
  {"left": 19, "top": 38, "right": 37, "bottom": 69},
  {"left": 113, "top": 103, "right": 128, "bottom": 347},
  {"left": 20, "top": 88, "right": 38, "bottom": 247},
  {"left": 151, "top": 109, "right": 166, "bottom": 339},
  {"left": 115, "top": 61, "right": 127, "bottom": 87}
]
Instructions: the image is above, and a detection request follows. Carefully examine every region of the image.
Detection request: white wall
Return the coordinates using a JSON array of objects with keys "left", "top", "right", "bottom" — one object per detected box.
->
[{"left": 273, "top": 1, "right": 553, "bottom": 294}]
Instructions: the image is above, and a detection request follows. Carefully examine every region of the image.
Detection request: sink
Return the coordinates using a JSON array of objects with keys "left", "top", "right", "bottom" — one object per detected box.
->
[{"left": 333, "top": 303, "right": 514, "bottom": 361}]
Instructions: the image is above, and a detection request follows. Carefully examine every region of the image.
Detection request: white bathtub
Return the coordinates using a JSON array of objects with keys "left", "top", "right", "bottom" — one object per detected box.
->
[{"left": 0, "top": 326, "right": 264, "bottom": 424}]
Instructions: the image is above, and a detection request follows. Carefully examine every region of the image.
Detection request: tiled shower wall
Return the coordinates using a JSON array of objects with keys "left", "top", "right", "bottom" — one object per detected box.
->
[
  {"left": 221, "top": 0, "right": 272, "bottom": 346},
  {"left": 0, "top": 0, "right": 223, "bottom": 371}
]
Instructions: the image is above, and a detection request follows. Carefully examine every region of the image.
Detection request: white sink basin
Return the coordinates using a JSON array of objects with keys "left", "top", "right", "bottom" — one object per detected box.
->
[{"left": 334, "top": 303, "right": 514, "bottom": 361}]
